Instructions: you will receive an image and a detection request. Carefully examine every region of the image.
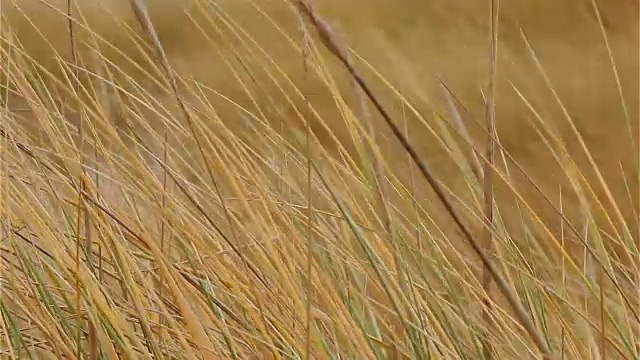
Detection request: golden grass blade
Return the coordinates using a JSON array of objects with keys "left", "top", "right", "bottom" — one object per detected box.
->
[{"left": 482, "top": 1, "right": 500, "bottom": 358}]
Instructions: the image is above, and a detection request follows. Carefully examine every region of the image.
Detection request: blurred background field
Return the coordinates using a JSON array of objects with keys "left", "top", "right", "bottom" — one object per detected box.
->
[{"left": 0, "top": 0, "right": 638, "bottom": 358}]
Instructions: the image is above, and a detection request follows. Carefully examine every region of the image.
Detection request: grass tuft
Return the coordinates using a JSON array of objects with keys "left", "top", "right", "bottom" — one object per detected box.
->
[{"left": 0, "top": 0, "right": 637, "bottom": 359}]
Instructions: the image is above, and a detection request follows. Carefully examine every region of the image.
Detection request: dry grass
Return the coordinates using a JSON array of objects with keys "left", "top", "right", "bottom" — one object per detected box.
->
[{"left": 0, "top": 0, "right": 638, "bottom": 358}]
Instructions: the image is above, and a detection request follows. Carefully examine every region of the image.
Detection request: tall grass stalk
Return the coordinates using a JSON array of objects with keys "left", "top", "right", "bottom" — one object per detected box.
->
[{"left": 481, "top": 0, "right": 499, "bottom": 358}]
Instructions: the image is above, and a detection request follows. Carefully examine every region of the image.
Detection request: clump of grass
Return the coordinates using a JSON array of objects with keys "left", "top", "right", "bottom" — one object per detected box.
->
[{"left": 0, "top": 0, "right": 637, "bottom": 359}]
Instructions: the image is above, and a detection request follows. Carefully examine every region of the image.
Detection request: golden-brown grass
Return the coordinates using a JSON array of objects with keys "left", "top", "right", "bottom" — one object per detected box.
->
[{"left": 0, "top": 0, "right": 638, "bottom": 358}]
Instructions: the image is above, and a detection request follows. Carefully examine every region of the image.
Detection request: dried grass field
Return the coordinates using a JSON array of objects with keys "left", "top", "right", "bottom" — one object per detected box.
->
[{"left": 0, "top": 0, "right": 638, "bottom": 359}]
